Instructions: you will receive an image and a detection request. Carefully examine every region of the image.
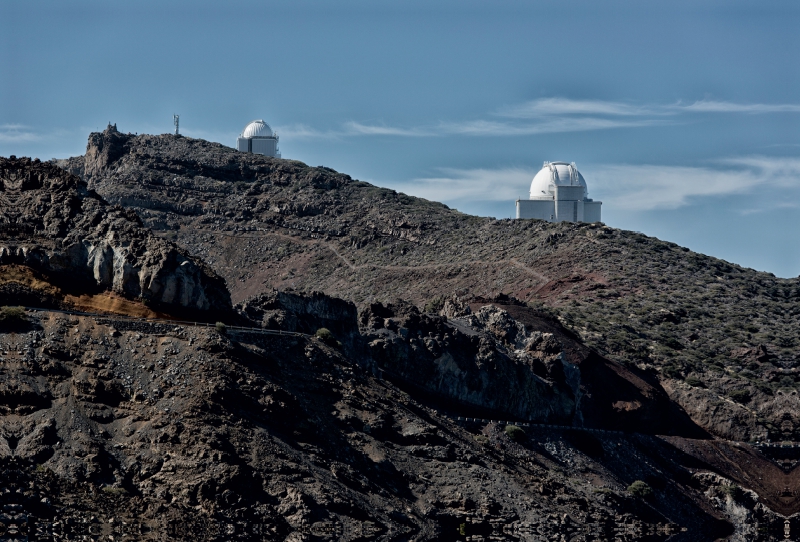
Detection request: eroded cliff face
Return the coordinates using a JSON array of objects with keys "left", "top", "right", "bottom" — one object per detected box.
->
[
  {"left": 360, "top": 301, "right": 577, "bottom": 424},
  {"left": 0, "top": 156, "right": 230, "bottom": 314}
]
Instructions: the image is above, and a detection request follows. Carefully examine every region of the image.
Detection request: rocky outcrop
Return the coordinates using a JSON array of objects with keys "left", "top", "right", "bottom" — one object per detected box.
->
[
  {"left": 240, "top": 290, "right": 358, "bottom": 335},
  {"left": 360, "top": 300, "right": 578, "bottom": 423},
  {"left": 0, "top": 156, "right": 230, "bottom": 314},
  {"left": 55, "top": 126, "right": 800, "bottom": 449},
  {"left": 238, "top": 289, "right": 366, "bottom": 357}
]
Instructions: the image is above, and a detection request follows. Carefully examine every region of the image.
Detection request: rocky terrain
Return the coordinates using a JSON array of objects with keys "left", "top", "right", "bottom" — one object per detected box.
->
[
  {"left": 0, "top": 156, "right": 230, "bottom": 317},
  {"left": 0, "top": 126, "right": 790, "bottom": 540},
  {"left": 56, "top": 126, "right": 800, "bottom": 443}
]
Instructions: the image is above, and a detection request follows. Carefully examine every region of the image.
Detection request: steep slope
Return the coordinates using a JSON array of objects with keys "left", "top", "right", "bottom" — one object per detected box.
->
[
  {"left": 0, "top": 156, "right": 230, "bottom": 317},
  {"left": 57, "top": 127, "right": 800, "bottom": 444}
]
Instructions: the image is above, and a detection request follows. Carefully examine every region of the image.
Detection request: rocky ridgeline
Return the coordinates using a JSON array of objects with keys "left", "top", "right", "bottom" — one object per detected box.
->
[
  {"left": 56, "top": 127, "right": 800, "bottom": 444},
  {"left": 0, "top": 156, "right": 230, "bottom": 314}
]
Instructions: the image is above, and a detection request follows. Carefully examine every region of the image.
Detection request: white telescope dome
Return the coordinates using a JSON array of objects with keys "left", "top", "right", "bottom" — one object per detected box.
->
[
  {"left": 241, "top": 120, "right": 273, "bottom": 138},
  {"left": 529, "top": 161, "right": 587, "bottom": 200}
]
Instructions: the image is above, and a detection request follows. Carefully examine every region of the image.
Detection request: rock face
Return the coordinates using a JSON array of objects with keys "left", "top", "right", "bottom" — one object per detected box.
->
[
  {"left": 361, "top": 300, "right": 578, "bottom": 424},
  {"left": 0, "top": 156, "right": 230, "bottom": 314}
]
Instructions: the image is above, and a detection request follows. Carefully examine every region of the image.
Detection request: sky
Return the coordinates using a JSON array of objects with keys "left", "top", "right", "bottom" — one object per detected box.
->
[{"left": 2, "top": 0, "right": 799, "bottom": 276}]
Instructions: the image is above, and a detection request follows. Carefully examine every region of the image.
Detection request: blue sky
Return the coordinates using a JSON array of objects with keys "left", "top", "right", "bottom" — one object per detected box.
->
[{"left": 2, "top": 0, "right": 799, "bottom": 276}]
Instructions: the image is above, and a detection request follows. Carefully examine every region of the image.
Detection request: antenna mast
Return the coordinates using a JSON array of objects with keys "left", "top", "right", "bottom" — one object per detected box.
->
[{"left": 173, "top": 114, "right": 180, "bottom": 135}]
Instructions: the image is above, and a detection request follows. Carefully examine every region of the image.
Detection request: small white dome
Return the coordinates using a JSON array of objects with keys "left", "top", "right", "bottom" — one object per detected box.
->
[
  {"left": 241, "top": 120, "right": 273, "bottom": 138},
  {"left": 530, "top": 161, "right": 587, "bottom": 199}
]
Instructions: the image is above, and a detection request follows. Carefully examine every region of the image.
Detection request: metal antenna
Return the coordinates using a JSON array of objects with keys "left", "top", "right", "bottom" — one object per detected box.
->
[{"left": 173, "top": 114, "right": 180, "bottom": 135}]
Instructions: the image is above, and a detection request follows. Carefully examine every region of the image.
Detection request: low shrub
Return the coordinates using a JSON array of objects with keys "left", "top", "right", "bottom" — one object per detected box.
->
[
  {"left": 0, "top": 306, "right": 27, "bottom": 328},
  {"left": 423, "top": 295, "right": 446, "bottom": 314},
  {"left": 627, "top": 480, "right": 653, "bottom": 499},
  {"left": 215, "top": 321, "right": 227, "bottom": 334},
  {"left": 728, "top": 389, "right": 751, "bottom": 404},
  {"left": 315, "top": 327, "right": 341, "bottom": 347},
  {"left": 504, "top": 424, "right": 525, "bottom": 442},
  {"left": 662, "top": 365, "right": 683, "bottom": 379},
  {"left": 684, "top": 376, "right": 706, "bottom": 388},
  {"left": 101, "top": 486, "right": 129, "bottom": 496}
]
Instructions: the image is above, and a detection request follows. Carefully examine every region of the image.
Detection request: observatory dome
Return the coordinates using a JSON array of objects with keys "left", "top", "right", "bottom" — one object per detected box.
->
[
  {"left": 529, "top": 162, "right": 587, "bottom": 200},
  {"left": 241, "top": 120, "right": 273, "bottom": 138}
]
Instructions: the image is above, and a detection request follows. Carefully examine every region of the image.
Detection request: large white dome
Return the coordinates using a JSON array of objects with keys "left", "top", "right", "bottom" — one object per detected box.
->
[
  {"left": 529, "top": 161, "right": 587, "bottom": 199},
  {"left": 241, "top": 120, "right": 273, "bottom": 138}
]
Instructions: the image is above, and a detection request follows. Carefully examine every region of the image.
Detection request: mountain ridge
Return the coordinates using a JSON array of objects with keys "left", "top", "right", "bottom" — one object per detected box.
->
[{"left": 9, "top": 126, "right": 791, "bottom": 539}]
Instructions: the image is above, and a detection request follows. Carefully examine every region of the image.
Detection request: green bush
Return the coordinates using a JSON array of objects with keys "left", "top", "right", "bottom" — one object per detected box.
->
[
  {"left": 215, "top": 321, "right": 227, "bottom": 334},
  {"left": 684, "top": 376, "right": 706, "bottom": 388},
  {"left": 101, "top": 486, "right": 129, "bottom": 496},
  {"left": 504, "top": 424, "right": 525, "bottom": 442},
  {"left": 627, "top": 480, "right": 653, "bottom": 499},
  {"left": 423, "top": 295, "right": 446, "bottom": 314},
  {"left": 315, "top": 327, "right": 340, "bottom": 347},
  {"left": 662, "top": 364, "right": 683, "bottom": 379},
  {"left": 728, "top": 389, "right": 751, "bottom": 404}
]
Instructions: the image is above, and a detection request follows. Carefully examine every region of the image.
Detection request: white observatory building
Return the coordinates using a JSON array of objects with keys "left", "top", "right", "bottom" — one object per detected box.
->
[
  {"left": 236, "top": 120, "right": 281, "bottom": 157},
  {"left": 515, "top": 162, "right": 601, "bottom": 222}
]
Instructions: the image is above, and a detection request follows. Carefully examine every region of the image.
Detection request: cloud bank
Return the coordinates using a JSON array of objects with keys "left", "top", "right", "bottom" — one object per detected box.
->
[
  {"left": 0, "top": 124, "right": 39, "bottom": 143},
  {"left": 280, "top": 97, "right": 800, "bottom": 140},
  {"left": 393, "top": 156, "right": 800, "bottom": 213}
]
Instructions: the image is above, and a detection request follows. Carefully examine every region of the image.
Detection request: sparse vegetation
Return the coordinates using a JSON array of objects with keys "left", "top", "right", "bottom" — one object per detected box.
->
[
  {"left": 0, "top": 306, "right": 27, "bottom": 327},
  {"left": 504, "top": 424, "right": 525, "bottom": 442},
  {"left": 101, "top": 486, "right": 129, "bottom": 496},
  {"left": 728, "top": 389, "right": 751, "bottom": 404},
  {"left": 315, "top": 327, "right": 341, "bottom": 347},
  {"left": 627, "top": 480, "right": 653, "bottom": 499},
  {"left": 423, "top": 295, "right": 446, "bottom": 314},
  {"left": 685, "top": 376, "right": 706, "bottom": 388}
]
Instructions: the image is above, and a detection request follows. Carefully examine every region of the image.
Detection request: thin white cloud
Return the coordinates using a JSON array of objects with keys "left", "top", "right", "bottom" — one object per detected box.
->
[
  {"left": 392, "top": 156, "right": 800, "bottom": 212},
  {"left": 498, "top": 98, "right": 659, "bottom": 118},
  {"left": 590, "top": 157, "right": 800, "bottom": 210},
  {"left": 275, "top": 123, "right": 342, "bottom": 140},
  {"left": 675, "top": 100, "right": 800, "bottom": 113},
  {"left": 397, "top": 167, "right": 532, "bottom": 203},
  {"left": 0, "top": 124, "right": 39, "bottom": 143},
  {"left": 330, "top": 116, "right": 669, "bottom": 139},
  {"left": 438, "top": 117, "right": 668, "bottom": 136},
  {"left": 285, "top": 97, "right": 800, "bottom": 140},
  {"left": 343, "top": 121, "right": 434, "bottom": 137}
]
